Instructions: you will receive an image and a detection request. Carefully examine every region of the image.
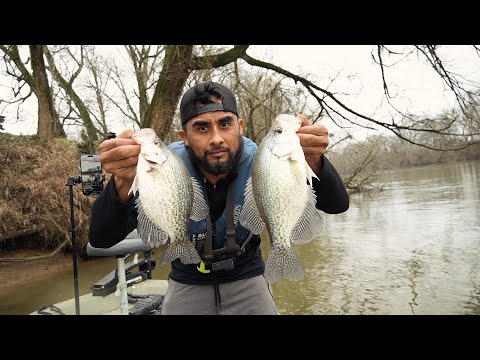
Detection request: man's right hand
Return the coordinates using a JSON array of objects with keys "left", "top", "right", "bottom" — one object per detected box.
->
[{"left": 98, "top": 129, "right": 140, "bottom": 203}]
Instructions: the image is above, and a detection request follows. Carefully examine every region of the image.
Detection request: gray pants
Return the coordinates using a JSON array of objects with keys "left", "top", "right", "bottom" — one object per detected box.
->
[{"left": 160, "top": 275, "right": 279, "bottom": 315}]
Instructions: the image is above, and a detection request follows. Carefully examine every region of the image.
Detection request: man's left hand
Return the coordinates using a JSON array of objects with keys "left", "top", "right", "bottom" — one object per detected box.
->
[{"left": 296, "top": 114, "right": 329, "bottom": 175}]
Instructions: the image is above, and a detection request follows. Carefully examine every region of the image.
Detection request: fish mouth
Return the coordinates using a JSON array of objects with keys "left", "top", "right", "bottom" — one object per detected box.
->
[{"left": 146, "top": 159, "right": 158, "bottom": 166}]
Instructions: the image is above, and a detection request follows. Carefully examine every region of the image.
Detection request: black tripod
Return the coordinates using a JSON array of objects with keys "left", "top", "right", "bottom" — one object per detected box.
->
[{"left": 66, "top": 175, "right": 82, "bottom": 315}]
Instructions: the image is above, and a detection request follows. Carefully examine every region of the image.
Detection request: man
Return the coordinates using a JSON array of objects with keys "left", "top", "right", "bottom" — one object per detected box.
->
[{"left": 89, "top": 80, "right": 349, "bottom": 315}]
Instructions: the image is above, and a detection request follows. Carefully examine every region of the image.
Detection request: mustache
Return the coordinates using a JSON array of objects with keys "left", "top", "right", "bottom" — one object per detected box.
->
[{"left": 205, "top": 146, "right": 230, "bottom": 154}]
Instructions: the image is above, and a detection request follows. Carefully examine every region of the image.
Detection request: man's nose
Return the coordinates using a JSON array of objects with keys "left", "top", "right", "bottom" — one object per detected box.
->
[{"left": 209, "top": 126, "right": 224, "bottom": 145}]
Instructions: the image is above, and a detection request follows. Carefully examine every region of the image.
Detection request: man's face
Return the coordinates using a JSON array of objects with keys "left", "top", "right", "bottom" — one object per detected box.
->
[{"left": 179, "top": 110, "right": 244, "bottom": 176}]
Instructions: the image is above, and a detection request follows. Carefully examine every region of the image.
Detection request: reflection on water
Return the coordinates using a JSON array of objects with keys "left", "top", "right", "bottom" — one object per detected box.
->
[
  {"left": 1, "top": 161, "right": 479, "bottom": 315},
  {"left": 272, "top": 161, "right": 480, "bottom": 315}
]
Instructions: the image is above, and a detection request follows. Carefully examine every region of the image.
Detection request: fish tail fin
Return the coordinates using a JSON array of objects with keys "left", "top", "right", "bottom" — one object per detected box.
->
[
  {"left": 264, "top": 245, "right": 304, "bottom": 283},
  {"left": 161, "top": 240, "right": 201, "bottom": 265}
]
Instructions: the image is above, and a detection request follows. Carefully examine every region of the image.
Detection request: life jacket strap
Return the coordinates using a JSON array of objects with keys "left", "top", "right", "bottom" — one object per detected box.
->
[{"left": 199, "top": 182, "right": 255, "bottom": 273}]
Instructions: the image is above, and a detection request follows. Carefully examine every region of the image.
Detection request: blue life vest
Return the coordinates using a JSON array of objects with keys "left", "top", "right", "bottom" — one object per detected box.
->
[{"left": 168, "top": 136, "right": 257, "bottom": 253}]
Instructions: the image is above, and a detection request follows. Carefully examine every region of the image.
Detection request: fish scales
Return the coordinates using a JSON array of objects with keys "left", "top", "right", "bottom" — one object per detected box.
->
[{"left": 129, "top": 128, "right": 208, "bottom": 265}]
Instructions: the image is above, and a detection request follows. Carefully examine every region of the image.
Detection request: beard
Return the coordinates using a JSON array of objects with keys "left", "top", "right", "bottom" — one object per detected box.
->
[{"left": 186, "top": 136, "right": 244, "bottom": 175}]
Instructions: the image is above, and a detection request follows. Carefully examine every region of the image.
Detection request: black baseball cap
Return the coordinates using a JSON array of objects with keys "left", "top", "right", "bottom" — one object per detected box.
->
[{"left": 180, "top": 80, "right": 238, "bottom": 125}]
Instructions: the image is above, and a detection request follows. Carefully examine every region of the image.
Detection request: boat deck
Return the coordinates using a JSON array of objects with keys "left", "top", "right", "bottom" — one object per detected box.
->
[{"left": 30, "top": 279, "right": 168, "bottom": 315}]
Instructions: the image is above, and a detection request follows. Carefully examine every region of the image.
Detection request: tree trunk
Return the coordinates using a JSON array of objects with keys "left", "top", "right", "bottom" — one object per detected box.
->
[
  {"left": 43, "top": 46, "right": 97, "bottom": 151},
  {"left": 29, "top": 45, "right": 65, "bottom": 141},
  {"left": 145, "top": 45, "right": 193, "bottom": 139}
]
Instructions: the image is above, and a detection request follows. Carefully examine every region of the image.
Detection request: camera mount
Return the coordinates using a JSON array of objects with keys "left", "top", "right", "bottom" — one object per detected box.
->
[{"left": 66, "top": 175, "right": 82, "bottom": 315}]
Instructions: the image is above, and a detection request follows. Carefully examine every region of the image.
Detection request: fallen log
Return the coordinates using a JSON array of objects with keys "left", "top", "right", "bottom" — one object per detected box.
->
[
  {"left": 0, "top": 238, "right": 69, "bottom": 263},
  {"left": 0, "top": 228, "right": 43, "bottom": 242}
]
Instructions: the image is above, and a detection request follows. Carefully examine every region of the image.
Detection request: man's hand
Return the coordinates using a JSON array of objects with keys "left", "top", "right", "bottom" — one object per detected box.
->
[
  {"left": 296, "top": 114, "right": 329, "bottom": 175},
  {"left": 98, "top": 129, "right": 140, "bottom": 202}
]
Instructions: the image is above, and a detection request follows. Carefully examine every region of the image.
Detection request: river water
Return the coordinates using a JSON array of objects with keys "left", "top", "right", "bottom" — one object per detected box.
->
[{"left": 1, "top": 161, "right": 479, "bottom": 315}]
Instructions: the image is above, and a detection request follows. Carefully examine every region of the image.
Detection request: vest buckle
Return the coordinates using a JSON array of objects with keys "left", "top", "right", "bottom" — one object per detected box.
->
[{"left": 211, "top": 258, "right": 235, "bottom": 271}]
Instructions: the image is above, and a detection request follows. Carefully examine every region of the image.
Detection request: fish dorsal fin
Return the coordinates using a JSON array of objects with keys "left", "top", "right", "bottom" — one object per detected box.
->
[
  {"left": 305, "top": 161, "right": 319, "bottom": 188},
  {"left": 190, "top": 177, "right": 209, "bottom": 221},
  {"left": 135, "top": 198, "right": 169, "bottom": 247},
  {"left": 290, "top": 185, "right": 323, "bottom": 244},
  {"left": 239, "top": 176, "right": 265, "bottom": 235},
  {"left": 128, "top": 174, "right": 140, "bottom": 197}
]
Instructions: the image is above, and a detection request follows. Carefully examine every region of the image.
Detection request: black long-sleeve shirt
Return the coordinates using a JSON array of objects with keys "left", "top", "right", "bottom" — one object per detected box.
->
[{"left": 88, "top": 155, "right": 349, "bottom": 284}]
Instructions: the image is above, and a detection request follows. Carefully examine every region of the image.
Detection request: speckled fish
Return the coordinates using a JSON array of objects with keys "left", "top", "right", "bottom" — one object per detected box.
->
[
  {"left": 240, "top": 114, "right": 323, "bottom": 283},
  {"left": 128, "top": 128, "right": 208, "bottom": 265}
]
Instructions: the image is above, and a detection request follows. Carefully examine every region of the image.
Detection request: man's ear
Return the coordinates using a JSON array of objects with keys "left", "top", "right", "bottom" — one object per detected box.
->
[
  {"left": 238, "top": 118, "right": 244, "bottom": 135},
  {"left": 179, "top": 128, "right": 188, "bottom": 145}
]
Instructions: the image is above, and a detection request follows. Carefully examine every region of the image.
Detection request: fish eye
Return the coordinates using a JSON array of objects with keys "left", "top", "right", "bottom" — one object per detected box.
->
[{"left": 274, "top": 128, "right": 282, "bottom": 134}]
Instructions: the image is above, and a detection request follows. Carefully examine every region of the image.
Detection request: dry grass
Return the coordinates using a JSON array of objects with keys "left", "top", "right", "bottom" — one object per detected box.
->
[{"left": 0, "top": 133, "right": 99, "bottom": 254}]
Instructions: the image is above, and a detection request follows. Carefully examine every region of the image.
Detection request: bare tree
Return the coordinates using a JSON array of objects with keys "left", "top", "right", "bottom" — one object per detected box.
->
[
  {"left": 145, "top": 45, "right": 249, "bottom": 139},
  {"left": 2, "top": 45, "right": 479, "bottom": 152},
  {"left": 372, "top": 45, "right": 480, "bottom": 150},
  {"left": 0, "top": 45, "right": 66, "bottom": 142},
  {"left": 328, "top": 135, "right": 386, "bottom": 194},
  {"left": 232, "top": 65, "right": 313, "bottom": 143},
  {"left": 141, "top": 45, "right": 480, "bottom": 150},
  {"left": 43, "top": 46, "right": 100, "bottom": 151},
  {"left": 83, "top": 47, "right": 111, "bottom": 136},
  {"left": 102, "top": 45, "right": 165, "bottom": 130},
  {"left": 144, "top": 45, "right": 194, "bottom": 139}
]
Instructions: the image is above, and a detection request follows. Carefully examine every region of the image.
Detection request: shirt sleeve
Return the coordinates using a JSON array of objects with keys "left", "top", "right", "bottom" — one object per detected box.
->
[
  {"left": 88, "top": 176, "right": 138, "bottom": 248},
  {"left": 311, "top": 156, "right": 350, "bottom": 214}
]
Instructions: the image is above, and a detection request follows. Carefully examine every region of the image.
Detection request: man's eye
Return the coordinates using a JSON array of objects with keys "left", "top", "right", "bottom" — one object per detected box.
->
[
  {"left": 198, "top": 125, "right": 208, "bottom": 131},
  {"left": 220, "top": 121, "right": 229, "bottom": 127}
]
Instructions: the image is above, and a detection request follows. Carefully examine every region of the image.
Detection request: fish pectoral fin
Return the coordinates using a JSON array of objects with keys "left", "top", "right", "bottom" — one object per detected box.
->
[
  {"left": 190, "top": 177, "right": 209, "bottom": 221},
  {"left": 136, "top": 200, "right": 169, "bottom": 247},
  {"left": 290, "top": 186, "right": 323, "bottom": 245},
  {"left": 239, "top": 177, "right": 265, "bottom": 235}
]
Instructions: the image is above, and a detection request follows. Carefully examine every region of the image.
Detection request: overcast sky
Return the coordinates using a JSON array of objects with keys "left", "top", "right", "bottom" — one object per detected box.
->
[
  {"left": 250, "top": 45, "right": 479, "bottom": 116},
  {"left": 1, "top": 45, "right": 478, "bottom": 137}
]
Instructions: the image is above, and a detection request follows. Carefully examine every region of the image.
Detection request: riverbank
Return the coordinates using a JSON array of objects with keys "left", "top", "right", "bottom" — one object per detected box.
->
[{"left": 0, "top": 249, "right": 73, "bottom": 291}]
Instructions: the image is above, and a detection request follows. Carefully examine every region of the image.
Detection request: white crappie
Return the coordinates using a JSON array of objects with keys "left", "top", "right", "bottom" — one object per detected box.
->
[
  {"left": 240, "top": 114, "right": 323, "bottom": 283},
  {"left": 129, "top": 128, "right": 208, "bottom": 265}
]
